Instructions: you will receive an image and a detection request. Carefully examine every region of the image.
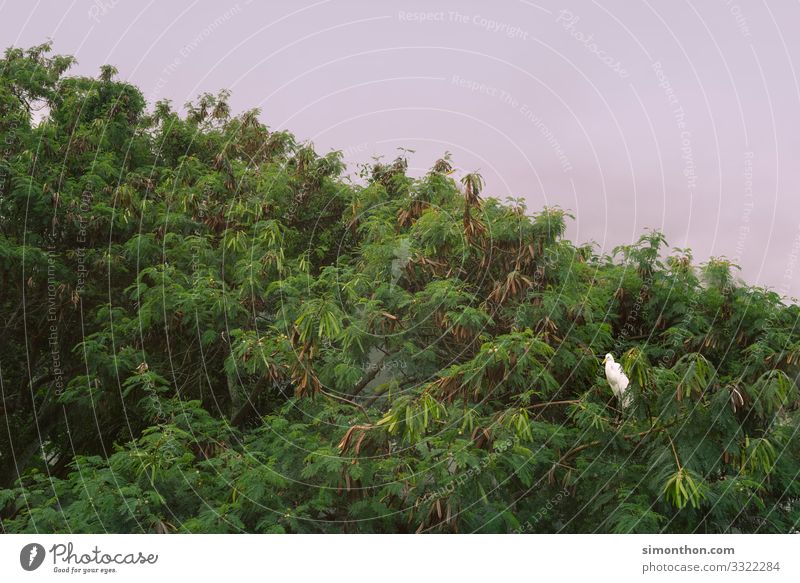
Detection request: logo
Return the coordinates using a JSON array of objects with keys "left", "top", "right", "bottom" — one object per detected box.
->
[{"left": 20, "top": 543, "right": 46, "bottom": 571}]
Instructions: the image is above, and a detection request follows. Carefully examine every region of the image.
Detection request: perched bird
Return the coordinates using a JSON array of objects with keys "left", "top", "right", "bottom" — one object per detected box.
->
[{"left": 603, "top": 353, "right": 631, "bottom": 409}]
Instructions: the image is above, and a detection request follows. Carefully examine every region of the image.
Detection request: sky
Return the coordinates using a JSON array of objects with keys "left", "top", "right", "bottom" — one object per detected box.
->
[{"left": 3, "top": 0, "right": 800, "bottom": 298}]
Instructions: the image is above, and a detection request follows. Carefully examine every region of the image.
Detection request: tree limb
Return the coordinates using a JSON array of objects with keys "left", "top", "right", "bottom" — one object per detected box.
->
[
  {"left": 319, "top": 388, "right": 371, "bottom": 421},
  {"left": 350, "top": 353, "right": 387, "bottom": 397}
]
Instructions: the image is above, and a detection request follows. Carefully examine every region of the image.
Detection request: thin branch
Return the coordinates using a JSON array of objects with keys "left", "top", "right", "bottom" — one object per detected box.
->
[
  {"left": 319, "top": 388, "right": 371, "bottom": 421},
  {"left": 622, "top": 420, "right": 677, "bottom": 442},
  {"left": 667, "top": 434, "right": 682, "bottom": 470},
  {"left": 557, "top": 441, "right": 600, "bottom": 466},
  {"left": 350, "top": 353, "right": 388, "bottom": 397}
]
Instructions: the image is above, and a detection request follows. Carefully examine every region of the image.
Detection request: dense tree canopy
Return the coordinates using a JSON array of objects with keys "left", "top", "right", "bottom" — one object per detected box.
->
[{"left": 1, "top": 43, "right": 799, "bottom": 533}]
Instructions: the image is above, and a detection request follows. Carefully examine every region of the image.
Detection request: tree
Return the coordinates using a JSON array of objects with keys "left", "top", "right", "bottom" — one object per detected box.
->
[{"left": 1, "top": 44, "right": 799, "bottom": 534}]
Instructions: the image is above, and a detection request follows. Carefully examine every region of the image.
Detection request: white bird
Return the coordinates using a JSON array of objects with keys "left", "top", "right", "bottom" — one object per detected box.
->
[{"left": 603, "top": 353, "right": 631, "bottom": 409}]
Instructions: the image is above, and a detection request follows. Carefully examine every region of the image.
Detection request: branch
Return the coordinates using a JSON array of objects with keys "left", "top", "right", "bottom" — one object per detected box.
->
[
  {"left": 319, "top": 388, "right": 371, "bottom": 421},
  {"left": 667, "top": 434, "right": 682, "bottom": 470},
  {"left": 364, "top": 377, "right": 422, "bottom": 408},
  {"left": 350, "top": 353, "right": 387, "bottom": 397},
  {"left": 622, "top": 420, "right": 677, "bottom": 443},
  {"left": 558, "top": 441, "right": 600, "bottom": 465}
]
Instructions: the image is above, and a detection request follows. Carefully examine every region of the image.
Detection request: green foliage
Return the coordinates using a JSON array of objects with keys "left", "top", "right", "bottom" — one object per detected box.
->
[
  {"left": 1, "top": 44, "right": 799, "bottom": 534},
  {"left": 663, "top": 468, "right": 708, "bottom": 510}
]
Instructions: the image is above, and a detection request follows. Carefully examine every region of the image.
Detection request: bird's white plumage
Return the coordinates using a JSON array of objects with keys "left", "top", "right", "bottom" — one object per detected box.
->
[{"left": 603, "top": 353, "right": 631, "bottom": 408}]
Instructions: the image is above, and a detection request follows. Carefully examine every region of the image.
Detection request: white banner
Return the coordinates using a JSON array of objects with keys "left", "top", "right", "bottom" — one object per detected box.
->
[{"left": 0, "top": 534, "right": 797, "bottom": 582}]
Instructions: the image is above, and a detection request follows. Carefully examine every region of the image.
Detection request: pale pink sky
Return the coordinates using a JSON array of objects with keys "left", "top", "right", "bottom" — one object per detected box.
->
[{"left": 3, "top": 0, "right": 800, "bottom": 297}]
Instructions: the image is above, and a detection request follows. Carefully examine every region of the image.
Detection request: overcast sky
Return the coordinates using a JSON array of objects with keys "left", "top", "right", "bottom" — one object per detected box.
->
[{"left": 3, "top": 0, "right": 800, "bottom": 297}]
